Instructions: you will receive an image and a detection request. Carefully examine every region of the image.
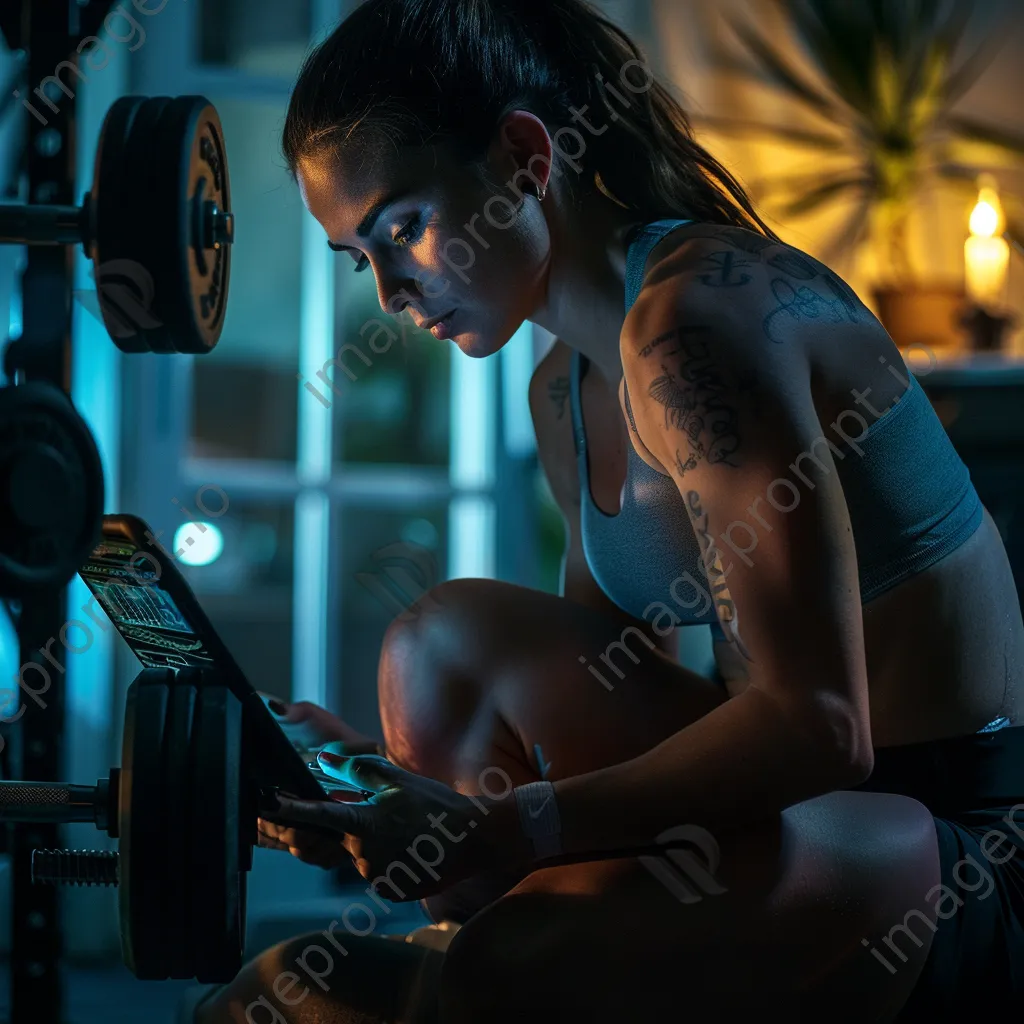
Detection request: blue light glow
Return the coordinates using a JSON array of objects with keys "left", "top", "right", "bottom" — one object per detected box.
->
[{"left": 173, "top": 522, "right": 224, "bottom": 566}]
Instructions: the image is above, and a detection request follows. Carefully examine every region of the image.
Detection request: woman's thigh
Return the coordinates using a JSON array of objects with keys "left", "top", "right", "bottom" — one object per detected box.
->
[
  {"left": 193, "top": 932, "right": 445, "bottom": 1024},
  {"left": 377, "top": 577, "right": 726, "bottom": 787},
  {"left": 440, "top": 790, "right": 942, "bottom": 1023}
]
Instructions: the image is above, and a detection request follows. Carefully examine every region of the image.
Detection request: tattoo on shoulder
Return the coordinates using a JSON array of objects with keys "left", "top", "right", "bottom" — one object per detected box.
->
[
  {"left": 698, "top": 250, "right": 754, "bottom": 288},
  {"left": 684, "top": 489, "right": 752, "bottom": 662},
  {"left": 644, "top": 333, "right": 742, "bottom": 474},
  {"left": 548, "top": 376, "right": 570, "bottom": 420},
  {"left": 679, "top": 228, "right": 865, "bottom": 340},
  {"left": 762, "top": 273, "right": 862, "bottom": 344}
]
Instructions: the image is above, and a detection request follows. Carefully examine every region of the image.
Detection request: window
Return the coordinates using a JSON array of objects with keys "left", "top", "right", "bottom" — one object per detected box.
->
[{"left": 123, "top": 0, "right": 539, "bottom": 739}]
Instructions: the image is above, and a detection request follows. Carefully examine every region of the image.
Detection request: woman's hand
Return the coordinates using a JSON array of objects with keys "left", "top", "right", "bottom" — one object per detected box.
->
[
  {"left": 259, "top": 695, "right": 382, "bottom": 756},
  {"left": 257, "top": 785, "right": 368, "bottom": 869},
  {"left": 258, "top": 753, "right": 531, "bottom": 900}
]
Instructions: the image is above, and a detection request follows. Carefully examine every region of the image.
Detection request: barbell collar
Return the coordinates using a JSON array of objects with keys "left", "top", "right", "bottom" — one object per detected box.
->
[{"left": 0, "top": 203, "right": 86, "bottom": 246}]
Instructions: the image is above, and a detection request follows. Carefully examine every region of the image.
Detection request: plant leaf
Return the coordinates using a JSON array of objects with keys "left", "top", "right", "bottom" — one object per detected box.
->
[
  {"left": 690, "top": 115, "right": 848, "bottom": 151},
  {"left": 941, "top": 1, "right": 1018, "bottom": 105},
  {"left": 946, "top": 115, "right": 1024, "bottom": 158},
  {"left": 727, "top": 12, "right": 840, "bottom": 121},
  {"left": 818, "top": 190, "right": 874, "bottom": 270},
  {"left": 789, "top": 0, "right": 876, "bottom": 117},
  {"left": 779, "top": 174, "right": 871, "bottom": 218}
]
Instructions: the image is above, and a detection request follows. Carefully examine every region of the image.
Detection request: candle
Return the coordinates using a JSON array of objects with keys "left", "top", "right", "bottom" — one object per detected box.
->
[{"left": 965, "top": 184, "right": 1009, "bottom": 308}]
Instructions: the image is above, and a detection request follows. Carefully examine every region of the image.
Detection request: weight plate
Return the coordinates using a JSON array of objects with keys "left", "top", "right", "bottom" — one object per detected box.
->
[
  {"left": 0, "top": 382, "right": 104, "bottom": 597},
  {"left": 163, "top": 680, "right": 197, "bottom": 978},
  {"left": 87, "top": 97, "right": 150, "bottom": 353},
  {"left": 191, "top": 679, "right": 245, "bottom": 983},
  {"left": 119, "top": 671, "right": 171, "bottom": 980},
  {"left": 89, "top": 95, "right": 232, "bottom": 355}
]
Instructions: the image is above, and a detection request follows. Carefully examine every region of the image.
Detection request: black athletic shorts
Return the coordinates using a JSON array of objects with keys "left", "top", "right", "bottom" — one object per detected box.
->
[{"left": 853, "top": 724, "right": 1024, "bottom": 1016}]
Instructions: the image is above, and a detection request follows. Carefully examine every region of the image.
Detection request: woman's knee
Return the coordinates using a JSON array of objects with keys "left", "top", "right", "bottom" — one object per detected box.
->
[{"left": 377, "top": 579, "right": 506, "bottom": 778}]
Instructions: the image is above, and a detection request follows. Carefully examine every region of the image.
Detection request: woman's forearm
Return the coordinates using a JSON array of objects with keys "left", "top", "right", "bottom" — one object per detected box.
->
[{"left": 550, "top": 683, "right": 871, "bottom": 857}]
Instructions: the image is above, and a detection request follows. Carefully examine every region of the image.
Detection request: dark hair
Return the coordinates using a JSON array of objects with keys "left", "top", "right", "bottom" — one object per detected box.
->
[{"left": 282, "top": 0, "right": 779, "bottom": 239}]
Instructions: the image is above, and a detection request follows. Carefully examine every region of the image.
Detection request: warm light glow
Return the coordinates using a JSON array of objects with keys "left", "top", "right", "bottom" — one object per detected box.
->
[
  {"left": 969, "top": 198, "right": 1000, "bottom": 238},
  {"left": 965, "top": 181, "right": 1009, "bottom": 308}
]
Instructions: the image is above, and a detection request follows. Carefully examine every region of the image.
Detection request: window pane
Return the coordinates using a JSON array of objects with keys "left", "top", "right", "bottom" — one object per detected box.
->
[
  {"left": 198, "top": 0, "right": 311, "bottom": 76},
  {"left": 330, "top": 266, "right": 451, "bottom": 466},
  {"left": 333, "top": 506, "right": 449, "bottom": 737},
  {"left": 189, "top": 97, "right": 302, "bottom": 462},
  {"left": 181, "top": 501, "right": 294, "bottom": 702}
]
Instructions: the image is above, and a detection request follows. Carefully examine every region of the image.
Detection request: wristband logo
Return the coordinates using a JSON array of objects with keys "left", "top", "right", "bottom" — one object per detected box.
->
[{"left": 640, "top": 825, "right": 728, "bottom": 905}]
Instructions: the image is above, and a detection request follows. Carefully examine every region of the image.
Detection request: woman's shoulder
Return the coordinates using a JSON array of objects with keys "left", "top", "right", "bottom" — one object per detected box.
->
[{"left": 622, "top": 221, "right": 874, "bottom": 365}]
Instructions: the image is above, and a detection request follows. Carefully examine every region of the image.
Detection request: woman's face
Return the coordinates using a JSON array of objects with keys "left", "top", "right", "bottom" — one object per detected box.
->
[{"left": 296, "top": 128, "right": 551, "bottom": 359}]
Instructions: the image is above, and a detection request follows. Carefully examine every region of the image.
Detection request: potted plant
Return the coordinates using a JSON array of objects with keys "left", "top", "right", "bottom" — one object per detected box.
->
[{"left": 697, "top": 0, "right": 1024, "bottom": 350}]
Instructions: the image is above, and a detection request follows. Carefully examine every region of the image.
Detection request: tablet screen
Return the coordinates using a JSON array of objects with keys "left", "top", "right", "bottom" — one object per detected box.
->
[{"left": 79, "top": 538, "right": 219, "bottom": 672}]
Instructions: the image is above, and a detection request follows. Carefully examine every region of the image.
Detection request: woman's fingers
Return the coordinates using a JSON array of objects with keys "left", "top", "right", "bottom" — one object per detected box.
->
[
  {"left": 317, "top": 751, "right": 406, "bottom": 793},
  {"left": 257, "top": 819, "right": 349, "bottom": 868},
  {"left": 260, "top": 794, "right": 367, "bottom": 835}
]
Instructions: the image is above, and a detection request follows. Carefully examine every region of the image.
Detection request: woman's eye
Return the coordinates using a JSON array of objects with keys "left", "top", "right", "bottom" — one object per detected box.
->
[
  {"left": 350, "top": 217, "right": 422, "bottom": 274},
  {"left": 393, "top": 216, "right": 423, "bottom": 248}
]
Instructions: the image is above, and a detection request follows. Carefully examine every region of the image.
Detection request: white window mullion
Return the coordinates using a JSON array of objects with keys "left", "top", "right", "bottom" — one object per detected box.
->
[
  {"left": 449, "top": 349, "right": 497, "bottom": 579},
  {"left": 292, "top": 204, "right": 334, "bottom": 706}
]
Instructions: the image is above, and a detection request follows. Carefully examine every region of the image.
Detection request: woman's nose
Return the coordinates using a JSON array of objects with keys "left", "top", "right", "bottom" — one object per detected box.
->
[{"left": 376, "top": 271, "right": 426, "bottom": 320}]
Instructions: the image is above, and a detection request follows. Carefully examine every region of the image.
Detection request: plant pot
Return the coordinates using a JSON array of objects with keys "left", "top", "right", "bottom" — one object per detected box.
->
[{"left": 873, "top": 286, "right": 968, "bottom": 353}]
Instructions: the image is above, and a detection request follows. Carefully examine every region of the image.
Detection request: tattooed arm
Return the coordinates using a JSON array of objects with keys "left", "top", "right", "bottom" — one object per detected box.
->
[{"left": 552, "top": 241, "right": 875, "bottom": 852}]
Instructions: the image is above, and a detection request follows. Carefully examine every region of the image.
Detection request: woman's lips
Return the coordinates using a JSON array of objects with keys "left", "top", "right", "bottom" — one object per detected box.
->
[{"left": 429, "top": 310, "right": 457, "bottom": 339}]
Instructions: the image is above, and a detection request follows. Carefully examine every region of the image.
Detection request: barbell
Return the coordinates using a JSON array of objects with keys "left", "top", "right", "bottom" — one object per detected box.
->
[
  {"left": 0, "top": 667, "right": 253, "bottom": 983},
  {"left": 0, "top": 94, "right": 232, "bottom": 355}
]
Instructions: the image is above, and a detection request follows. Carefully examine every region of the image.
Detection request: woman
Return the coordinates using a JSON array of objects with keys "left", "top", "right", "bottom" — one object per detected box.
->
[{"left": 198, "top": 1, "right": 1024, "bottom": 1021}]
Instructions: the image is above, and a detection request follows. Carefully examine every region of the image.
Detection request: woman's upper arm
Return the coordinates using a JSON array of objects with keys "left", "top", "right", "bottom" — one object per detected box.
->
[{"left": 622, "top": 237, "right": 873, "bottom": 767}]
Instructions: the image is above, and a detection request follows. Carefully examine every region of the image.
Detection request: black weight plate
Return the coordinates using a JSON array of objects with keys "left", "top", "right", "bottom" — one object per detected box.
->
[
  {"left": 0, "top": 382, "right": 104, "bottom": 597},
  {"left": 160, "top": 96, "right": 232, "bottom": 355},
  {"left": 88, "top": 97, "right": 152, "bottom": 352},
  {"left": 163, "top": 680, "right": 197, "bottom": 978},
  {"left": 89, "top": 95, "right": 231, "bottom": 355},
  {"left": 191, "top": 681, "right": 245, "bottom": 982},
  {"left": 119, "top": 97, "right": 177, "bottom": 355},
  {"left": 119, "top": 673, "right": 171, "bottom": 980}
]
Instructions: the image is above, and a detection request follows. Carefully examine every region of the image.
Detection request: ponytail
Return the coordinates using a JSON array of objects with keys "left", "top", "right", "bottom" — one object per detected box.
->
[{"left": 283, "top": 0, "right": 779, "bottom": 239}]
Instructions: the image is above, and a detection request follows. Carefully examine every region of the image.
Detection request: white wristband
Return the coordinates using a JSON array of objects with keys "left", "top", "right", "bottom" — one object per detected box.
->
[{"left": 513, "top": 781, "right": 563, "bottom": 861}]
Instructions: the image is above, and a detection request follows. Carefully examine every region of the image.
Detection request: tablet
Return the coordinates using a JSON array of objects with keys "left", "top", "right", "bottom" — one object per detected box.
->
[{"left": 78, "top": 513, "right": 361, "bottom": 801}]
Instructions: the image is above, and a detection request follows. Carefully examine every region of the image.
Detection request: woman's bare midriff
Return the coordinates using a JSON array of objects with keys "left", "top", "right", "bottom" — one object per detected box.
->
[{"left": 568, "top": 345, "right": 1024, "bottom": 750}]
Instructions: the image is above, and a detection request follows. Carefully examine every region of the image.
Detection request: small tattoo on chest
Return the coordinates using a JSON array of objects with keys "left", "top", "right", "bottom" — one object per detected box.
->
[{"left": 548, "top": 376, "right": 570, "bottom": 419}]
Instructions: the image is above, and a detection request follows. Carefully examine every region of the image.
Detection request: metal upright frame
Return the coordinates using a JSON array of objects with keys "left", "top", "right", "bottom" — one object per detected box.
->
[{"left": 0, "top": 3, "right": 112, "bottom": 1020}]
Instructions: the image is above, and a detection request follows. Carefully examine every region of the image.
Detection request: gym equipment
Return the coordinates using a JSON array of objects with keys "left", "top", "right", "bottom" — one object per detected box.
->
[
  {"left": 0, "top": 6, "right": 244, "bottom": 1017},
  {"left": 0, "top": 381, "right": 104, "bottom": 595},
  {"left": 0, "top": 667, "right": 254, "bottom": 984},
  {"left": 0, "top": 94, "right": 232, "bottom": 355}
]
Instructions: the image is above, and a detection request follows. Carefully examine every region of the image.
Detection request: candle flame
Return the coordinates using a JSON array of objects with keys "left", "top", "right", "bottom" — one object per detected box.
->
[{"left": 969, "top": 186, "right": 1004, "bottom": 238}]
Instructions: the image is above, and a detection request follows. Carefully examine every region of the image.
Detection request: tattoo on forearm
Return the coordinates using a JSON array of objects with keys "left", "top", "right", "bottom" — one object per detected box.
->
[
  {"left": 686, "top": 490, "right": 752, "bottom": 661},
  {"left": 548, "top": 376, "right": 570, "bottom": 420},
  {"left": 646, "top": 335, "right": 742, "bottom": 473}
]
